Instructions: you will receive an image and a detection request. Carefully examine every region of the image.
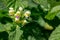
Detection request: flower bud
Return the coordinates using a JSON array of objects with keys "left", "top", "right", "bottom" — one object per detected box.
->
[
  {"left": 19, "top": 7, "right": 23, "bottom": 11},
  {"left": 44, "top": 23, "right": 53, "bottom": 30},
  {"left": 22, "top": 20, "right": 27, "bottom": 25},
  {"left": 24, "top": 11, "right": 31, "bottom": 18}
]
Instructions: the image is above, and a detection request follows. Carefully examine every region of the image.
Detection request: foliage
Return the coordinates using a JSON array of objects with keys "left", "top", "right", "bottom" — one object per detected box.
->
[
  {"left": 0, "top": 0, "right": 60, "bottom": 40},
  {"left": 49, "top": 25, "right": 60, "bottom": 40}
]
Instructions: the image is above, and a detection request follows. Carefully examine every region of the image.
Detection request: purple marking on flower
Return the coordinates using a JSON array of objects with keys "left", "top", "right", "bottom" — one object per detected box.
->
[{"left": 16, "top": 16, "right": 19, "bottom": 18}]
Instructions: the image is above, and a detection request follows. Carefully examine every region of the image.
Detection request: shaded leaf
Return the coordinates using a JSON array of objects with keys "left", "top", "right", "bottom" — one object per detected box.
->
[
  {"left": 28, "top": 36, "right": 36, "bottom": 40},
  {"left": 33, "top": 0, "right": 50, "bottom": 11},
  {"left": 48, "top": 0, "right": 60, "bottom": 8}
]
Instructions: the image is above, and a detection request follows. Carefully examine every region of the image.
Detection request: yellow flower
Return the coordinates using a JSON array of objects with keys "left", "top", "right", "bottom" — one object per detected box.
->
[{"left": 14, "top": 11, "right": 20, "bottom": 17}]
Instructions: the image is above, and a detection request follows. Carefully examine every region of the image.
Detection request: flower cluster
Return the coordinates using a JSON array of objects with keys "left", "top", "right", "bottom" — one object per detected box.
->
[{"left": 9, "top": 7, "right": 31, "bottom": 26}]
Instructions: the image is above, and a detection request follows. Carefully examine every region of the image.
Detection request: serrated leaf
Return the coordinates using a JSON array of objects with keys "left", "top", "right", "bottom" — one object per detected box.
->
[
  {"left": 45, "top": 5, "right": 60, "bottom": 20},
  {"left": 49, "top": 25, "right": 60, "bottom": 40}
]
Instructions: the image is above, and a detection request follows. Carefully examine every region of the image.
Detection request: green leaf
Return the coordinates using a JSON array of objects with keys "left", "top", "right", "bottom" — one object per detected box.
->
[
  {"left": 50, "top": 5, "right": 60, "bottom": 13},
  {"left": 37, "top": 16, "right": 45, "bottom": 27},
  {"left": 37, "top": 16, "right": 53, "bottom": 30},
  {"left": 0, "top": 23, "right": 5, "bottom": 32},
  {"left": 56, "top": 12, "right": 60, "bottom": 19},
  {"left": 15, "top": 0, "right": 38, "bottom": 10},
  {"left": 4, "top": 23, "right": 13, "bottom": 31},
  {"left": 0, "top": 23, "right": 13, "bottom": 32},
  {"left": 48, "top": 0, "right": 60, "bottom": 8},
  {"left": 1, "top": 0, "right": 38, "bottom": 11},
  {"left": 1, "top": 0, "right": 15, "bottom": 8},
  {"left": 8, "top": 30, "right": 16, "bottom": 40},
  {"left": 45, "top": 5, "right": 60, "bottom": 20},
  {"left": 9, "top": 26, "right": 23, "bottom": 40},
  {"left": 0, "top": 0, "right": 7, "bottom": 9},
  {"left": 28, "top": 36, "right": 36, "bottom": 40},
  {"left": 33, "top": 0, "right": 50, "bottom": 11},
  {"left": 14, "top": 27, "right": 23, "bottom": 40},
  {"left": 28, "top": 0, "right": 38, "bottom": 8},
  {"left": 15, "top": 0, "right": 28, "bottom": 11},
  {"left": 49, "top": 25, "right": 60, "bottom": 40}
]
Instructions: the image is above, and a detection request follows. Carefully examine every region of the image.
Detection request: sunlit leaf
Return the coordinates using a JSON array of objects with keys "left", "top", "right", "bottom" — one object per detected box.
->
[{"left": 45, "top": 5, "right": 60, "bottom": 20}]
